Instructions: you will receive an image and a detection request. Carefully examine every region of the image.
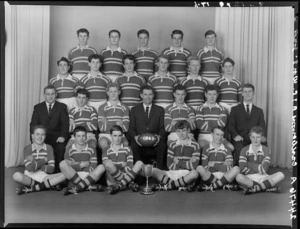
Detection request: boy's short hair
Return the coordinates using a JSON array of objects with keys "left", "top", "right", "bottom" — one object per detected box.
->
[
  {"left": 158, "top": 54, "right": 169, "bottom": 62},
  {"left": 205, "top": 85, "right": 219, "bottom": 93},
  {"left": 44, "top": 85, "right": 56, "bottom": 93},
  {"left": 123, "top": 54, "right": 136, "bottom": 64},
  {"left": 73, "top": 126, "right": 87, "bottom": 136},
  {"left": 109, "top": 29, "right": 121, "bottom": 38},
  {"left": 140, "top": 84, "right": 155, "bottom": 94},
  {"left": 205, "top": 30, "right": 217, "bottom": 37},
  {"left": 75, "top": 88, "right": 89, "bottom": 98},
  {"left": 175, "top": 120, "right": 190, "bottom": 130},
  {"left": 31, "top": 125, "right": 47, "bottom": 135},
  {"left": 88, "top": 54, "right": 102, "bottom": 63},
  {"left": 77, "top": 28, "right": 89, "bottom": 36},
  {"left": 57, "top": 57, "right": 70, "bottom": 66},
  {"left": 249, "top": 126, "right": 264, "bottom": 136},
  {"left": 110, "top": 125, "right": 124, "bottom": 135},
  {"left": 187, "top": 56, "right": 200, "bottom": 66},
  {"left": 242, "top": 83, "right": 255, "bottom": 92},
  {"left": 137, "top": 29, "right": 149, "bottom": 37},
  {"left": 171, "top": 30, "right": 184, "bottom": 38},
  {"left": 211, "top": 126, "right": 225, "bottom": 133},
  {"left": 107, "top": 82, "right": 120, "bottom": 91},
  {"left": 173, "top": 85, "right": 186, "bottom": 93},
  {"left": 222, "top": 57, "right": 235, "bottom": 67}
]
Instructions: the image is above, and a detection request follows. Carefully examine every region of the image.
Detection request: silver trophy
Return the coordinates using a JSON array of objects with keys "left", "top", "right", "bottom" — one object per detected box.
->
[{"left": 141, "top": 164, "right": 154, "bottom": 195}]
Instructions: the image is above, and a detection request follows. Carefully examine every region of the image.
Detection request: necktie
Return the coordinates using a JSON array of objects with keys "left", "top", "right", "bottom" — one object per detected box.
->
[
  {"left": 145, "top": 106, "right": 149, "bottom": 118},
  {"left": 246, "top": 104, "right": 250, "bottom": 115},
  {"left": 49, "top": 104, "right": 52, "bottom": 115}
]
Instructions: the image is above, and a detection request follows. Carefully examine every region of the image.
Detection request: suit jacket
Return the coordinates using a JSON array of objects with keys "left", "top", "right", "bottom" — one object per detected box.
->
[
  {"left": 30, "top": 101, "right": 69, "bottom": 140},
  {"left": 228, "top": 103, "right": 266, "bottom": 142},
  {"left": 128, "top": 103, "right": 166, "bottom": 140}
]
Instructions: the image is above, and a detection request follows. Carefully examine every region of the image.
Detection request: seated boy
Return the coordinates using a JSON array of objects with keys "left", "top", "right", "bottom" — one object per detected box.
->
[
  {"left": 236, "top": 126, "right": 285, "bottom": 195},
  {"left": 102, "top": 125, "right": 144, "bottom": 194},
  {"left": 196, "top": 126, "right": 240, "bottom": 191},
  {"left": 151, "top": 120, "right": 200, "bottom": 192}
]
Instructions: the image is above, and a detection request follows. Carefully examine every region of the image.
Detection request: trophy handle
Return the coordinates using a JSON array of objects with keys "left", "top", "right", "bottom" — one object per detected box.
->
[{"left": 152, "top": 161, "right": 157, "bottom": 168}]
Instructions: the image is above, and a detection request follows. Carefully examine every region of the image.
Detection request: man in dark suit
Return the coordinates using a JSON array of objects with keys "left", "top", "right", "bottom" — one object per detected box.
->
[
  {"left": 128, "top": 85, "right": 167, "bottom": 170},
  {"left": 30, "top": 85, "right": 69, "bottom": 173},
  {"left": 228, "top": 83, "right": 266, "bottom": 165}
]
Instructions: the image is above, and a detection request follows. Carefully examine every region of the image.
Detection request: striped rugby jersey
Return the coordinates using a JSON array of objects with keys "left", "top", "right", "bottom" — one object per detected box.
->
[
  {"left": 49, "top": 74, "right": 79, "bottom": 99},
  {"left": 201, "top": 142, "right": 233, "bottom": 173},
  {"left": 98, "top": 101, "right": 130, "bottom": 133},
  {"left": 68, "top": 45, "right": 97, "bottom": 76},
  {"left": 165, "top": 102, "right": 196, "bottom": 132},
  {"left": 214, "top": 76, "right": 242, "bottom": 104},
  {"left": 69, "top": 105, "right": 98, "bottom": 132},
  {"left": 167, "top": 138, "right": 200, "bottom": 170},
  {"left": 239, "top": 144, "right": 271, "bottom": 175},
  {"left": 195, "top": 102, "right": 227, "bottom": 134}
]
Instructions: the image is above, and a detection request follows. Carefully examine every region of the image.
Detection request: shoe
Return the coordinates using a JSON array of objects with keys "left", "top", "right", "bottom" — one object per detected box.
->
[
  {"left": 16, "top": 186, "right": 33, "bottom": 195},
  {"left": 265, "top": 186, "right": 281, "bottom": 193},
  {"left": 50, "top": 184, "right": 63, "bottom": 191},
  {"left": 128, "top": 182, "right": 139, "bottom": 192},
  {"left": 196, "top": 184, "right": 215, "bottom": 192},
  {"left": 63, "top": 186, "right": 78, "bottom": 196},
  {"left": 223, "top": 183, "right": 240, "bottom": 191},
  {"left": 244, "top": 187, "right": 256, "bottom": 195},
  {"left": 87, "top": 184, "right": 104, "bottom": 192},
  {"left": 152, "top": 183, "right": 168, "bottom": 191},
  {"left": 107, "top": 183, "right": 120, "bottom": 195},
  {"left": 178, "top": 185, "right": 195, "bottom": 192}
]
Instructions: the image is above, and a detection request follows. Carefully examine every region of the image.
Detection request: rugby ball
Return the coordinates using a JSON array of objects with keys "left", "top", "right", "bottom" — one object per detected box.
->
[{"left": 138, "top": 133, "right": 158, "bottom": 147}]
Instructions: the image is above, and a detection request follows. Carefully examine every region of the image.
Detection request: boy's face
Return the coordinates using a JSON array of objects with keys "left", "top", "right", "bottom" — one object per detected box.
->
[
  {"left": 109, "top": 32, "right": 120, "bottom": 46},
  {"left": 32, "top": 128, "right": 46, "bottom": 145},
  {"left": 212, "top": 128, "right": 224, "bottom": 145},
  {"left": 205, "top": 34, "right": 216, "bottom": 46},
  {"left": 189, "top": 60, "right": 200, "bottom": 75},
  {"left": 176, "top": 127, "right": 189, "bottom": 140},
  {"left": 172, "top": 34, "right": 183, "bottom": 47},
  {"left": 222, "top": 62, "right": 234, "bottom": 75},
  {"left": 140, "top": 89, "right": 154, "bottom": 105},
  {"left": 242, "top": 87, "right": 254, "bottom": 102},
  {"left": 250, "top": 132, "right": 262, "bottom": 147},
  {"left": 138, "top": 33, "right": 149, "bottom": 48},
  {"left": 76, "top": 93, "right": 88, "bottom": 107},
  {"left": 174, "top": 90, "right": 186, "bottom": 104},
  {"left": 111, "top": 130, "right": 123, "bottom": 145},
  {"left": 158, "top": 57, "right": 169, "bottom": 72},
  {"left": 44, "top": 88, "right": 57, "bottom": 104},
  {"left": 123, "top": 59, "right": 135, "bottom": 73},
  {"left": 58, "top": 61, "right": 70, "bottom": 75},
  {"left": 78, "top": 32, "right": 89, "bottom": 46},
  {"left": 74, "top": 131, "right": 87, "bottom": 146},
  {"left": 205, "top": 90, "right": 218, "bottom": 104},
  {"left": 89, "top": 58, "right": 101, "bottom": 71},
  {"left": 107, "top": 86, "right": 120, "bottom": 101}
]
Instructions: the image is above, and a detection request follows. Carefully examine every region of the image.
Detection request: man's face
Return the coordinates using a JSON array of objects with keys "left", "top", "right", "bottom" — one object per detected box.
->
[
  {"left": 158, "top": 57, "right": 169, "bottom": 72},
  {"left": 205, "top": 90, "right": 218, "bottom": 104},
  {"left": 58, "top": 61, "right": 70, "bottom": 75},
  {"left": 250, "top": 132, "right": 262, "bottom": 147},
  {"left": 123, "top": 59, "right": 135, "bottom": 73},
  {"left": 174, "top": 90, "right": 186, "bottom": 104},
  {"left": 109, "top": 32, "right": 120, "bottom": 46},
  {"left": 89, "top": 58, "right": 101, "bottom": 71},
  {"left": 189, "top": 60, "right": 200, "bottom": 75},
  {"left": 78, "top": 32, "right": 89, "bottom": 46},
  {"left": 212, "top": 128, "right": 224, "bottom": 145},
  {"left": 111, "top": 130, "right": 123, "bottom": 145},
  {"left": 222, "top": 62, "right": 234, "bottom": 76},
  {"left": 242, "top": 87, "right": 254, "bottom": 102},
  {"left": 76, "top": 93, "right": 88, "bottom": 107},
  {"left": 205, "top": 34, "right": 216, "bottom": 46},
  {"left": 138, "top": 33, "right": 149, "bottom": 48},
  {"left": 44, "top": 88, "right": 57, "bottom": 104},
  {"left": 176, "top": 127, "right": 189, "bottom": 141},
  {"left": 31, "top": 128, "right": 46, "bottom": 145},
  {"left": 172, "top": 34, "right": 183, "bottom": 48},
  {"left": 74, "top": 131, "right": 87, "bottom": 146},
  {"left": 107, "top": 86, "right": 120, "bottom": 101},
  {"left": 140, "top": 89, "right": 154, "bottom": 105}
]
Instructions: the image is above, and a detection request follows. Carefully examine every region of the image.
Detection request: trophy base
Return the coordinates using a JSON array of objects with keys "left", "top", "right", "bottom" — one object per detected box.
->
[{"left": 140, "top": 187, "right": 154, "bottom": 195}]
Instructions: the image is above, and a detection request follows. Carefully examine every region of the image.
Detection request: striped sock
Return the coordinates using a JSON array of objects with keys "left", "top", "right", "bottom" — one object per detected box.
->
[
  {"left": 212, "top": 176, "right": 229, "bottom": 189},
  {"left": 253, "top": 180, "right": 272, "bottom": 192},
  {"left": 29, "top": 178, "right": 37, "bottom": 187},
  {"left": 76, "top": 176, "right": 96, "bottom": 192},
  {"left": 168, "top": 176, "right": 187, "bottom": 189},
  {"left": 120, "top": 169, "right": 137, "bottom": 187},
  {"left": 110, "top": 168, "right": 124, "bottom": 181},
  {"left": 69, "top": 173, "right": 82, "bottom": 186},
  {"left": 32, "top": 179, "right": 52, "bottom": 192},
  {"left": 160, "top": 175, "right": 171, "bottom": 184},
  {"left": 203, "top": 174, "right": 216, "bottom": 185}
]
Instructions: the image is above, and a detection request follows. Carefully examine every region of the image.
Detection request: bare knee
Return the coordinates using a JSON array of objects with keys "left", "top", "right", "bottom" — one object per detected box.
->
[
  {"left": 13, "top": 172, "right": 23, "bottom": 182},
  {"left": 196, "top": 165, "right": 205, "bottom": 176},
  {"left": 232, "top": 166, "right": 240, "bottom": 174},
  {"left": 190, "top": 170, "right": 199, "bottom": 179},
  {"left": 102, "top": 160, "right": 114, "bottom": 173},
  {"left": 277, "top": 172, "right": 285, "bottom": 181},
  {"left": 99, "top": 138, "right": 109, "bottom": 149},
  {"left": 59, "top": 160, "right": 69, "bottom": 171},
  {"left": 135, "top": 160, "right": 144, "bottom": 169},
  {"left": 235, "top": 173, "right": 244, "bottom": 183}
]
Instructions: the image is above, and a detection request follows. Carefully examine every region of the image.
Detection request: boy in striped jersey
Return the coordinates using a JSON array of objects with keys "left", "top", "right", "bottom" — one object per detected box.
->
[
  {"left": 132, "top": 29, "right": 159, "bottom": 82},
  {"left": 196, "top": 126, "right": 240, "bottom": 192},
  {"left": 148, "top": 55, "right": 177, "bottom": 109},
  {"left": 236, "top": 126, "right": 284, "bottom": 195},
  {"left": 68, "top": 28, "right": 97, "bottom": 80},
  {"left": 181, "top": 56, "right": 209, "bottom": 110},
  {"left": 161, "top": 30, "right": 191, "bottom": 82},
  {"left": 98, "top": 83, "right": 129, "bottom": 149},
  {"left": 102, "top": 125, "right": 143, "bottom": 194},
  {"left": 197, "top": 30, "right": 224, "bottom": 85},
  {"left": 67, "top": 88, "right": 98, "bottom": 150},
  {"left": 78, "top": 54, "right": 111, "bottom": 111},
  {"left": 151, "top": 120, "right": 200, "bottom": 192},
  {"left": 49, "top": 57, "right": 79, "bottom": 111},
  {"left": 100, "top": 30, "right": 127, "bottom": 82},
  {"left": 214, "top": 57, "right": 242, "bottom": 114},
  {"left": 116, "top": 54, "right": 146, "bottom": 109},
  {"left": 165, "top": 85, "right": 196, "bottom": 142}
]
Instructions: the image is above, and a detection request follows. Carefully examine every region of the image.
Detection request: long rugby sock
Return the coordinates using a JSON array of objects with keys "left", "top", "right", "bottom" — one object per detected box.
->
[
  {"left": 203, "top": 174, "right": 217, "bottom": 185},
  {"left": 69, "top": 173, "right": 82, "bottom": 186},
  {"left": 76, "top": 175, "right": 96, "bottom": 192},
  {"left": 168, "top": 176, "right": 188, "bottom": 189},
  {"left": 120, "top": 169, "right": 137, "bottom": 187},
  {"left": 160, "top": 175, "right": 171, "bottom": 185},
  {"left": 212, "top": 176, "right": 229, "bottom": 189},
  {"left": 253, "top": 180, "right": 272, "bottom": 192},
  {"left": 110, "top": 168, "right": 124, "bottom": 181},
  {"left": 32, "top": 179, "right": 52, "bottom": 192}
]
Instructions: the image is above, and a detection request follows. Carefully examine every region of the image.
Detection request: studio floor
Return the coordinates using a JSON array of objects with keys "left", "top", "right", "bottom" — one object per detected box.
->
[{"left": 4, "top": 167, "right": 293, "bottom": 227}]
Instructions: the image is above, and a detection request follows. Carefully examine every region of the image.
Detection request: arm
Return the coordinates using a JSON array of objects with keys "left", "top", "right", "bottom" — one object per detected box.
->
[
  {"left": 125, "top": 147, "right": 134, "bottom": 171},
  {"left": 69, "top": 110, "right": 75, "bottom": 133},
  {"left": 40, "top": 145, "right": 55, "bottom": 174},
  {"left": 158, "top": 108, "right": 166, "bottom": 139},
  {"left": 84, "top": 148, "right": 98, "bottom": 173},
  {"left": 60, "top": 104, "right": 69, "bottom": 139},
  {"left": 237, "top": 85, "right": 242, "bottom": 103},
  {"left": 164, "top": 107, "right": 173, "bottom": 132},
  {"left": 187, "top": 108, "right": 196, "bottom": 130},
  {"left": 258, "top": 109, "right": 266, "bottom": 137},
  {"left": 195, "top": 107, "right": 209, "bottom": 132},
  {"left": 88, "top": 107, "right": 98, "bottom": 131},
  {"left": 167, "top": 143, "right": 180, "bottom": 170},
  {"left": 228, "top": 107, "right": 239, "bottom": 139},
  {"left": 29, "top": 105, "right": 39, "bottom": 135},
  {"left": 98, "top": 105, "right": 107, "bottom": 132},
  {"left": 213, "top": 152, "right": 233, "bottom": 172},
  {"left": 121, "top": 106, "right": 130, "bottom": 132},
  {"left": 128, "top": 108, "right": 138, "bottom": 140},
  {"left": 239, "top": 148, "right": 252, "bottom": 175},
  {"left": 182, "top": 144, "right": 201, "bottom": 170}
]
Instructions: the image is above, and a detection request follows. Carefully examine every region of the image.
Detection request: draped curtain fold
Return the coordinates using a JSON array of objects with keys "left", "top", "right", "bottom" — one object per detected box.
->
[{"left": 215, "top": 7, "right": 294, "bottom": 168}]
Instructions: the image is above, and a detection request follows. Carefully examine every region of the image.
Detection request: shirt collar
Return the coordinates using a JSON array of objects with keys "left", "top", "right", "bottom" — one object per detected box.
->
[
  {"left": 155, "top": 71, "right": 171, "bottom": 77},
  {"left": 175, "top": 137, "right": 192, "bottom": 146},
  {"left": 204, "top": 46, "right": 216, "bottom": 53},
  {"left": 74, "top": 105, "right": 89, "bottom": 112},
  {"left": 107, "top": 101, "right": 122, "bottom": 107},
  {"left": 172, "top": 102, "right": 188, "bottom": 108},
  {"left": 56, "top": 74, "right": 73, "bottom": 80},
  {"left": 243, "top": 102, "right": 253, "bottom": 107},
  {"left": 106, "top": 46, "right": 122, "bottom": 52},
  {"left": 221, "top": 75, "right": 236, "bottom": 81},
  {"left": 138, "top": 46, "right": 150, "bottom": 51},
  {"left": 77, "top": 44, "right": 89, "bottom": 49},
  {"left": 186, "top": 74, "right": 203, "bottom": 81},
  {"left": 72, "top": 143, "right": 88, "bottom": 151},
  {"left": 143, "top": 103, "right": 152, "bottom": 110},
  {"left": 46, "top": 101, "right": 55, "bottom": 107},
  {"left": 87, "top": 71, "right": 103, "bottom": 78},
  {"left": 170, "top": 46, "right": 184, "bottom": 52},
  {"left": 31, "top": 143, "right": 47, "bottom": 151},
  {"left": 123, "top": 71, "right": 138, "bottom": 77},
  {"left": 203, "top": 102, "right": 220, "bottom": 108},
  {"left": 209, "top": 142, "right": 226, "bottom": 151},
  {"left": 109, "top": 143, "right": 124, "bottom": 151}
]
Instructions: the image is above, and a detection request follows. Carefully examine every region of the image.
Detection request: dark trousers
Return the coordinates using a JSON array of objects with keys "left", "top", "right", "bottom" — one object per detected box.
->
[{"left": 45, "top": 136, "right": 67, "bottom": 173}]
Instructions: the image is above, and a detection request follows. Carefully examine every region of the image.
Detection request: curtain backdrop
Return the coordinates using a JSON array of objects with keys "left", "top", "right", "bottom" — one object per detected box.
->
[
  {"left": 5, "top": 3, "right": 50, "bottom": 167},
  {"left": 215, "top": 7, "right": 294, "bottom": 169}
]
